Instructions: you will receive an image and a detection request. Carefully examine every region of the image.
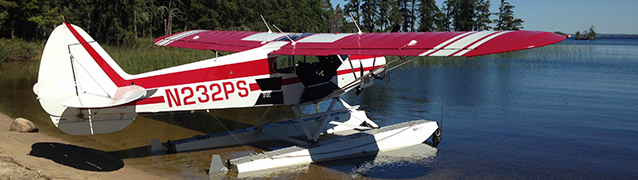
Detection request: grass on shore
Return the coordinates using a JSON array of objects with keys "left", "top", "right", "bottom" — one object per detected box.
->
[
  {"left": 2, "top": 37, "right": 579, "bottom": 82},
  {"left": 0, "top": 38, "right": 44, "bottom": 64},
  {"left": 103, "top": 38, "right": 217, "bottom": 75},
  {"left": 0, "top": 38, "right": 217, "bottom": 82}
]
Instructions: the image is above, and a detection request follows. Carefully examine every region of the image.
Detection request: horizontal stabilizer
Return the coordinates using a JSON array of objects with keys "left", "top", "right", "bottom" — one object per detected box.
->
[
  {"left": 51, "top": 105, "right": 138, "bottom": 135},
  {"left": 62, "top": 85, "right": 146, "bottom": 108}
]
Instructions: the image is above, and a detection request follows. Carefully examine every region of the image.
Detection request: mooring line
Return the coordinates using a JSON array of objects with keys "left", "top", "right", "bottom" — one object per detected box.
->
[
  {"left": 264, "top": 106, "right": 297, "bottom": 150},
  {"left": 207, "top": 111, "right": 253, "bottom": 155},
  {"left": 440, "top": 58, "right": 446, "bottom": 136}
]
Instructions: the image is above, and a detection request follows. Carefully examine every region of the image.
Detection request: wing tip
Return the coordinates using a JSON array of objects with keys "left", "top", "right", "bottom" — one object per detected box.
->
[{"left": 463, "top": 30, "right": 566, "bottom": 57}]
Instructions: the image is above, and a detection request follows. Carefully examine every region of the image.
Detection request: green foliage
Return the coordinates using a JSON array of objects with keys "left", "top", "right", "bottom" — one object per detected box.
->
[
  {"left": 418, "top": 0, "right": 445, "bottom": 32},
  {"left": 0, "top": 38, "right": 42, "bottom": 63},
  {"left": 494, "top": 0, "right": 523, "bottom": 30},
  {"left": 452, "top": 0, "right": 474, "bottom": 31},
  {"left": 328, "top": 5, "right": 351, "bottom": 33},
  {"left": 4, "top": 37, "right": 215, "bottom": 81},
  {"left": 442, "top": 0, "right": 493, "bottom": 31},
  {"left": 0, "top": 38, "right": 42, "bottom": 81},
  {"left": 397, "top": 0, "right": 414, "bottom": 32},
  {"left": 2, "top": 0, "right": 531, "bottom": 42},
  {"left": 0, "top": 0, "right": 334, "bottom": 44},
  {"left": 587, "top": 26, "right": 596, "bottom": 39},
  {"left": 575, "top": 25, "right": 596, "bottom": 40},
  {"left": 474, "top": 0, "right": 492, "bottom": 30},
  {"left": 345, "top": 0, "right": 450, "bottom": 33},
  {"left": 0, "top": 1, "right": 17, "bottom": 30},
  {"left": 1, "top": 0, "right": 526, "bottom": 45},
  {"left": 104, "top": 38, "right": 216, "bottom": 74}
]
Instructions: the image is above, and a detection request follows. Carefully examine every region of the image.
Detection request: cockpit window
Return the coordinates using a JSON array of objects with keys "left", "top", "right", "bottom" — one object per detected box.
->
[
  {"left": 273, "top": 55, "right": 325, "bottom": 73},
  {"left": 273, "top": 55, "right": 295, "bottom": 73}
]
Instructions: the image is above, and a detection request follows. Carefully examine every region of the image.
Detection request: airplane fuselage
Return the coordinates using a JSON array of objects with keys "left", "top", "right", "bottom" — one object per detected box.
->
[{"left": 128, "top": 44, "right": 385, "bottom": 113}]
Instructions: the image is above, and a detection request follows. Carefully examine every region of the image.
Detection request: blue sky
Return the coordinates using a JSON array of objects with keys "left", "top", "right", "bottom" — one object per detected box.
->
[{"left": 330, "top": 0, "right": 638, "bottom": 34}]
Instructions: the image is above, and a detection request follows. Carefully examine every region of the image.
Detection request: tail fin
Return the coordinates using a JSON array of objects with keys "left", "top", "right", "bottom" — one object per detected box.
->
[{"left": 34, "top": 22, "right": 144, "bottom": 135}]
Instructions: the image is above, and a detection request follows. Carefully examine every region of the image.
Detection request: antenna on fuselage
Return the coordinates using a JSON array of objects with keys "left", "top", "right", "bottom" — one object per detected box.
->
[
  {"left": 273, "top": 24, "right": 296, "bottom": 46},
  {"left": 349, "top": 12, "right": 363, "bottom": 35},
  {"left": 260, "top": 15, "right": 272, "bottom": 34},
  {"left": 260, "top": 15, "right": 272, "bottom": 44}
]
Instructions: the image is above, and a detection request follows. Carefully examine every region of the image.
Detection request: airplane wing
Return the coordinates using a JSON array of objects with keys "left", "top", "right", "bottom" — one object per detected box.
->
[
  {"left": 155, "top": 30, "right": 566, "bottom": 57},
  {"left": 155, "top": 30, "right": 265, "bottom": 52}
]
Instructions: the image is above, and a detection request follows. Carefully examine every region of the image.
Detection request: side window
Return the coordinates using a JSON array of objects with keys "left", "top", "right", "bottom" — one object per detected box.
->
[
  {"left": 274, "top": 55, "right": 295, "bottom": 73},
  {"left": 273, "top": 55, "right": 322, "bottom": 74}
]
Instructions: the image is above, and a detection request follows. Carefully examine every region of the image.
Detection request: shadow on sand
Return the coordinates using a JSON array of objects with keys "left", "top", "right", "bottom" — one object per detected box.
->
[
  {"left": 29, "top": 142, "right": 125, "bottom": 172},
  {"left": 28, "top": 140, "right": 438, "bottom": 179}
]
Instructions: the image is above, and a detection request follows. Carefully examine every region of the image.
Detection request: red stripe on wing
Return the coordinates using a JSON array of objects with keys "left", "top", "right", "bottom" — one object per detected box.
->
[{"left": 462, "top": 31, "right": 566, "bottom": 57}]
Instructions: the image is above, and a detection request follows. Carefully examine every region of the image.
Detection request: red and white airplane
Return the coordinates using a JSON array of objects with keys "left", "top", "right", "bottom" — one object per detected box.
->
[{"left": 33, "top": 22, "right": 565, "bottom": 173}]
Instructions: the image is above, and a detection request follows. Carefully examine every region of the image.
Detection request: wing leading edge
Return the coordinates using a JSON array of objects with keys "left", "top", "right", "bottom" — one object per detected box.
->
[{"left": 155, "top": 30, "right": 566, "bottom": 57}]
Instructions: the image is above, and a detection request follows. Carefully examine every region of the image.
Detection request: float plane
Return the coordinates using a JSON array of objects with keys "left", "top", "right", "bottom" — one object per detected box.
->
[{"left": 33, "top": 22, "right": 565, "bottom": 174}]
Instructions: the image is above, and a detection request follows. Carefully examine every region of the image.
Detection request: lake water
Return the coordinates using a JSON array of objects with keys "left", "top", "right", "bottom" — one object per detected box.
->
[
  {"left": 341, "top": 37, "right": 638, "bottom": 179},
  {"left": 1, "top": 37, "right": 637, "bottom": 179}
]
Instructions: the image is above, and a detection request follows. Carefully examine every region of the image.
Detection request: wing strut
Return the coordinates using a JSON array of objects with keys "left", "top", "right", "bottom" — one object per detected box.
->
[
  {"left": 310, "top": 98, "right": 339, "bottom": 141},
  {"left": 289, "top": 98, "right": 347, "bottom": 142},
  {"left": 291, "top": 106, "right": 313, "bottom": 141}
]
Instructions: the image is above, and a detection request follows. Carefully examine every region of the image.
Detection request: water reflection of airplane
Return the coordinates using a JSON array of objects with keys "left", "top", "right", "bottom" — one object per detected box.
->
[
  {"left": 32, "top": 22, "right": 565, "bottom": 174},
  {"left": 225, "top": 143, "right": 439, "bottom": 179}
]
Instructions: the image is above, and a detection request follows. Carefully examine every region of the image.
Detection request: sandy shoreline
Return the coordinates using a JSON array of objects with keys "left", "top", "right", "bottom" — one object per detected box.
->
[{"left": 0, "top": 112, "right": 171, "bottom": 180}]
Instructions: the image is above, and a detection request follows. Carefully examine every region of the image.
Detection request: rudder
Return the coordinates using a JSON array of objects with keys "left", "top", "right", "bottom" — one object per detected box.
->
[{"left": 34, "top": 22, "right": 143, "bottom": 135}]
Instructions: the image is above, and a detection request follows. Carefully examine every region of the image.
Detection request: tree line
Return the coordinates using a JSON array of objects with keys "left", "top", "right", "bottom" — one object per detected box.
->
[
  {"left": 0, "top": 0, "right": 523, "bottom": 45},
  {"left": 342, "top": 0, "right": 522, "bottom": 32},
  {"left": 574, "top": 25, "right": 596, "bottom": 40}
]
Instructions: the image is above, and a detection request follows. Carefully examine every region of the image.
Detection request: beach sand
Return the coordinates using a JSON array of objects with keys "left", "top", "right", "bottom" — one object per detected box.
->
[{"left": 0, "top": 112, "right": 171, "bottom": 180}]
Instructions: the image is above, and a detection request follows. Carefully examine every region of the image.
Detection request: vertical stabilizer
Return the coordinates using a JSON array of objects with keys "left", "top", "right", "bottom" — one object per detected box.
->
[{"left": 34, "top": 23, "right": 140, "bottom": 135}]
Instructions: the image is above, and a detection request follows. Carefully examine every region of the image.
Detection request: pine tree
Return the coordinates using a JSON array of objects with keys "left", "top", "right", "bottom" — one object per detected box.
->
[
  {"left": 474, "top": 0, "right": 492, "bottom": 31},
  {"left": 417, "top": 0, "right": 445, "bottom": 32},
  {"left": 443, "top": 0, "right": 493, "bottom": 31},
  {"left": 360, "top": 0, "right": 378, "bottom": 32},
  {"left": 344, "top": 0, "right": 361, "bottom": 25},
  {"left": 495, "top": 0, "right": 523, "bottom": 30},
  {"left": 587, "top": 25, "right": 596, "bottom": 40}
]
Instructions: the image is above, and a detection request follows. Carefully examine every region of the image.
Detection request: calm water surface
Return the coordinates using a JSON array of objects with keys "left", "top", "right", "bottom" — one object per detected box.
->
[
  {"left": 341, "top": 37, "right": 638, "bottom": 179},
  {"left": 1, "top": 37, "right": 637, "bottom": 179}
]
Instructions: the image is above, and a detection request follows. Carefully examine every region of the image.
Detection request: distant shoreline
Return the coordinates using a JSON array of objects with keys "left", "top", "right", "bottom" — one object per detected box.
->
[{"left": 572, "top": 34, "right": 638, "bottom": 38}]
